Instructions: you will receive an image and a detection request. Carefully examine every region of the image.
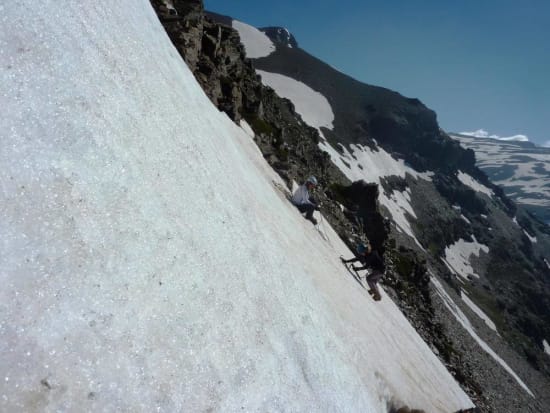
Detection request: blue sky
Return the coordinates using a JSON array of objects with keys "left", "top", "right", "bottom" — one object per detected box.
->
[{"left": 204, "top": 0, "right": 550, "bottom": 146}]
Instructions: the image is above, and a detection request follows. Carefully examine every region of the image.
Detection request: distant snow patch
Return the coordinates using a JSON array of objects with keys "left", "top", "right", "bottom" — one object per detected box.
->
[
  {"left": 318, "top": 142, "right": 429, "bottom": 249},
  {"left": 320, "top": 143, "right": 433, "bottom": 184},
  {"left": 460, "top": 290, "right": 499, "bottom": 334},
  {"left": 457, "top": 171, "right": 494, "bottom": 197},
  {"left": 442, "top": 237, "right": 489, "bottom": 281},
  {"left": 431, "top": 277, "right": 534, "bottom": 397},
  {"left": 461, "top": 215, "right": 471, "bottom": 224},
  {"left": 256, "top": 70, "right": 334, "bottom": 132},
  {"left": 544, "top": 340, "right": 550, "bottom": 355},
  {"left": 544, "top": 258, "right": 550, "bottom": 270},
  {"left": 460, "top": 129, "right": 529, "bottom": 142},
  {"left": 523, "top": 229, "right": 537, "bottom": 244},
  {"left": 232, "top": 20, "right": 275, "bottom": 58}
]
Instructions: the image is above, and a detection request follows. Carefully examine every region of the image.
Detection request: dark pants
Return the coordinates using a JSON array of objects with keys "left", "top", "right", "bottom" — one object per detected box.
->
[
  {"left": 296, "top": 203, "right": 316, "bottom": 221},
  {"left": 367, "top": 269, "right": 383, "bottom": 296}
]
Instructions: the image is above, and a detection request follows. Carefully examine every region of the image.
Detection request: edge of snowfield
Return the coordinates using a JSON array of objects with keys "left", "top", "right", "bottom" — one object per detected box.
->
[{"left": 0, "top": 1, "right": 472, "bottom": 412}]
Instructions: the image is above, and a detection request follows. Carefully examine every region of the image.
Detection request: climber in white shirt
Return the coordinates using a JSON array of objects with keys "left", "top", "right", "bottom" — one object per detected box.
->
[{"left": 291, "top": 176, "right": 320, "bottom": 225}]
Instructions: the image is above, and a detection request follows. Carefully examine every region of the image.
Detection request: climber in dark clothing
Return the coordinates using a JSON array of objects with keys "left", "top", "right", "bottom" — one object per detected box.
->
[{"left": 341, "top": 243, "right": 385, "bottom": 301}]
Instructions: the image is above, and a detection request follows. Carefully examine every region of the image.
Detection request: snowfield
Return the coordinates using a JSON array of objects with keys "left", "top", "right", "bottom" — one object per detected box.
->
[
  {"left": 451, "top": 133, "right": 550, "bottom": 210},
  {"left": 442, "top": 237, "right": 489, "bottom": 281},
  {"left": 257, "top": 70, "right": 335, "bottom": 132},
  {"left": 232, "top": 20, "right": 275, "bottom": 58},
  {"left": 0, "top": 1, "right": 474, "bottom": 412}
]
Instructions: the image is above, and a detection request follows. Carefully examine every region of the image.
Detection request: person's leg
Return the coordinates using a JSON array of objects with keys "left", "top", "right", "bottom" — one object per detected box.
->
[
  {"left": 367, "top": 270, "right": 383, "bottom": 298},
  {"left": 303, "top": 204, "right": 315, "bottom": 220},
  {"left": 296, "top": 204, "right": 317, "bottom": 224}
]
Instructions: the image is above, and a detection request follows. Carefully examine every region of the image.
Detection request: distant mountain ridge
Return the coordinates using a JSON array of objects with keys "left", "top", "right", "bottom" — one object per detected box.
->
[
  {"left": 260, "top": 27, "right": 298, "bottom": 48},
  {"left": 451, "top": 133, "right": 550, "bottom": 225}
]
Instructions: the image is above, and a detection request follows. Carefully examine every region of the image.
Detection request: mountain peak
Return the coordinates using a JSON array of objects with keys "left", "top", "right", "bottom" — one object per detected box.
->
[{"left": 260, "top": 26, "right": 298, "bottom": 48}]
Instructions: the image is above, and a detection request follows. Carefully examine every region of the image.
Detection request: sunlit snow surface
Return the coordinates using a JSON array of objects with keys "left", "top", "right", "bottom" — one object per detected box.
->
[
  {"left": 432, "top": 278, "right": 534, "bottom": 397},
  {"left": 523, "top": 229, "right": 537, "bottom": 244},
  {"left": 232, "top": 20, "right": 275, "bottom": 58},
  {"left": 460, "top": 290, "right": 498, "bottom": 334},
  {"left": 457, "top": 171, "right": 494, "bottom": 197},
  {"left": 442, "top": 237, "right": 489, "bottom": 281},
  {"left": 256, "top": 70, "right": 335, "bottom": 132},
  {"left": 0, "top": 1, "right": 474, "bottom": 412}
]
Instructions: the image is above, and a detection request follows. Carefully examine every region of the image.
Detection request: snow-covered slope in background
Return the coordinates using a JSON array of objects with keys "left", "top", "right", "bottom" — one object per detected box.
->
[
  {"left": 451, "top": 133, "right": 550, "bottom": 224},
  {"left": 0, "top": 1, "right": 473, "bottom": 412},
  {"left": 257, "top": 70, "right": 334, "bottom": 131},
  {"left": 431, "top": 278, "right": 534, "bottom": 397},
  {"left": 232, "top": 20, "right": 275, "bottom": 58}
]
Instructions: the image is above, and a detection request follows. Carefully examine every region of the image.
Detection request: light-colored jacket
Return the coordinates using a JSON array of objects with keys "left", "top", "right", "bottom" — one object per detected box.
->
[{"left": 291, "top": 184, "right": 315, "bottom": 206}]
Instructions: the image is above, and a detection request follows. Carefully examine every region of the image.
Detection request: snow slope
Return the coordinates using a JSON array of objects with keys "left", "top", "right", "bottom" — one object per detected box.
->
[
  {"left": 432, "top": 278, "right": 534, "bottom": 397},
  {"left": 232, "top": 20, "right": 275, "bottom": 58},
  {"left": 256, "top": 70, "right": 335, "bottom": 132},
  {"left": 461, "top": 290, "right": 499, "bottom": 334},
  {"left": 0, "top": 1, "right": 473, "bottom": 412},
  {"left": 442, "top": 237, "right": 489, "bottom": 282}
]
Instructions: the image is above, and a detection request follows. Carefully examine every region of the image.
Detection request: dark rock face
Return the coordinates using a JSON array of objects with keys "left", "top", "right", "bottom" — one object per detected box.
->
[{"left": 260, "top": 27, "right": 298, "bottom": 48}]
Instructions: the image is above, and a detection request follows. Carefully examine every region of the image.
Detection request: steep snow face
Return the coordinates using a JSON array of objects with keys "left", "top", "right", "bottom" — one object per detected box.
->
[
  {"left": 460, "top": 290, "right": 499, "bottom": 335},
  {"left": 0, "top": 1, "right": 473, "bottom": 412},
  {"left": 432, "top": 278, "right": 534, "bottom": 397},
  {"left": 442, "top": 237, "right": 489, "bottom": 281},
  {"left": 232, "top": 20, "right": 275, "bottom": 58},
  {"left": 457, "top": 171, "right": 494, "bottom": 197},
  {"left": 256, "top": 70, "right": 334, "bottom": 131}
]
